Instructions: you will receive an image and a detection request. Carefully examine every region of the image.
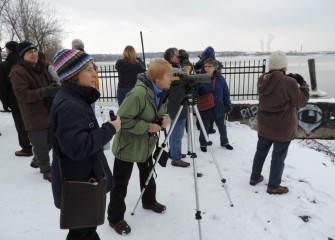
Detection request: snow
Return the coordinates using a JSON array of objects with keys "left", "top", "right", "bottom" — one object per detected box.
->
[
  {"left": 310, "top": 89, "right": 328, "bottom": 97},
  {"left": 1, "top": 103, "right": 335, "bottom": 240}
]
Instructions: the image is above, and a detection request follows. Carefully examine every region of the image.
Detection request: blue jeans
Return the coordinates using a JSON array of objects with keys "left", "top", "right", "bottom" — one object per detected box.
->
[
  {"left": 169, "top": 118, "right": 186, "bottom": 161},
  {"left": 250, "top": 135, "right": 291, "bottom": 189},
  {"left": 199, "top": 109, "right": 228, "bottom": 146},
  {"left": 117, "top": 87, "right": 132, "bottom": 106}
]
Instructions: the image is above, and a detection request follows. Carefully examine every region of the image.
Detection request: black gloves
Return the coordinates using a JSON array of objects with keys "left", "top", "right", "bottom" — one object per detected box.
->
[
  {"left": 45, "top": 85, "right": 60, "bottom": 97},
  {"left": 226, "top": 105, "right": 233, "bottom": 113},
  {"left": 287, "top": 73, "right": 306, "bottom": 85}
]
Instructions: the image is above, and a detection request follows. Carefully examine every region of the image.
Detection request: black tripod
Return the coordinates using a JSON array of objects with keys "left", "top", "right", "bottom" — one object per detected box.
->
[{"left": 131, "top": 82, "right": 234, "bottom": 240}]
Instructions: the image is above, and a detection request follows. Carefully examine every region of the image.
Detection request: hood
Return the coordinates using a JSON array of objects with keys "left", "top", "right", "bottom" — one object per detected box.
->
[
  {"left": 258, "top": 71, "right": 284, "bottom": 96},
  {"left": 137, "top": 73, "right": 153, "bottom": 89},
  {"left": 202, "top": 46, "right": 215, "bottom": 59}
]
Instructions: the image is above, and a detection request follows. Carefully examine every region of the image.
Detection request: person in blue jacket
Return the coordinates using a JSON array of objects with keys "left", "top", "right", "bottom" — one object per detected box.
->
[
  {"left": 198, "top": 58, "right": 233, "bottom": 152},
  {"left": 50, "top": 49, "right": 121, "bottom": 240}
]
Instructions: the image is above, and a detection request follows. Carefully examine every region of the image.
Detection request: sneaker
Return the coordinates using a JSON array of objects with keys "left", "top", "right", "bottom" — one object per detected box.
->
[
  {"left": 249, "top": 175, "right": 264, "bottom": 186},
  {"left": 30, "top": 158, "right": 39, "bottom": 168},
  {"left": 109, "top": 220, "right": 131, "bottom": 235},
  {"left": 221, "top": 143, "right": 233, "bottom": 150},
  {"left": 267, "top": 186, "right": 289, "bottom": 195},
  {"left": 200, "top": 146, "right": 207, "bottom": 152},
  {"left": 171, "top": 160, "right": 190, "bottom": 167},
  {"left": 208, "top": 128, "right": 216, "bottom": 134},
  {"left": 42, "top": 171, "right": 52, "bottom": 182},
  {"left": 15, "top": 149, "right": 33, "bottom": 157},
  {"left": 142, "top": 201, "right": 166, "bottom": 213}
]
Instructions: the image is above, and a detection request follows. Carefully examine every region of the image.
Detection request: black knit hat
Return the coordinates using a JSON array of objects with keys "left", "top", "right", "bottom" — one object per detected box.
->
[
  {"left": 17, "top": 40, "right": 38, "bottom": 58},
  {"left": 5, "top": 41, "right": 19, "bottom": 52}
]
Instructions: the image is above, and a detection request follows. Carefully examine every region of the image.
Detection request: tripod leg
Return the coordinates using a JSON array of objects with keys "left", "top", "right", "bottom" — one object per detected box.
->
[
  {"left": 186, "top": 107, "right": 192, "bottom": 156},
  {"left": 131, "top": 104, "right": 185, "bottom": 215},
  {"left": 193, "top": 105, "right": 234, "bottom": 207},
  {"left": 186, "top": 103, "right": 203, "bottom": 240}
]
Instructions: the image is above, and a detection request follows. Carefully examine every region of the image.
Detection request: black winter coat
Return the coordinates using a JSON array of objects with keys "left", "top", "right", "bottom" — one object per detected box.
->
[
  {"left": 50, "top": 82, "right": 115, "bottom": 208},
  {"left": 0, "top": 51, "right": 20, "bottom": 109},
  {"left": 116, "top": 58, "right": 146, "bottom": 88}
]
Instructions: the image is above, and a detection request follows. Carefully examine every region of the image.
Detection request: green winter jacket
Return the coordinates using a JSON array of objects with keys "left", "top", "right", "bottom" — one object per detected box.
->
[{"left": 112, "top": 76, "right": 168, "bottom": 162}]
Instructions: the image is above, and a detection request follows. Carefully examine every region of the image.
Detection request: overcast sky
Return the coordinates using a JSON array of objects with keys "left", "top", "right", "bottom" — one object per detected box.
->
[{"left": 41, "top": 0, "right": 335, "bottom": 54}]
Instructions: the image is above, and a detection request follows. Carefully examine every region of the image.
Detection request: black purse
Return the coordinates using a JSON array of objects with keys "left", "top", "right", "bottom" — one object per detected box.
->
[{"left": 58, "top": 151, "right": 107, "bottom": 229}]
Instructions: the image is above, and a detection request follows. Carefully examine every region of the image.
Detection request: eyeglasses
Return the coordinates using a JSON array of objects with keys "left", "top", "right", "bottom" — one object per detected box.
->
[{"left": 26, "top": 49, "right": 38, "bottom": 54}]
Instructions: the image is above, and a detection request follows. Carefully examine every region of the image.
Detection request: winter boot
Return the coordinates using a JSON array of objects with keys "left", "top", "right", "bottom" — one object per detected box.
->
[
  {"left": 109, "top": 220, "right": 131, "bottom": 235},
  {"left": 142, "top": 201, "right": 166, "bottom": 213}
]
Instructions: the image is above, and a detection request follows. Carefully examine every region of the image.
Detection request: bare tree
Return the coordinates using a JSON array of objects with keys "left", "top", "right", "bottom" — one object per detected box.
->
[
  {"left": 0, "top": 0, "right": 9, "bottom": 14},
  {"left": 1, "top": 0, "right": 65, "bottom": 61},
  {"left": 0, "top": 0, "right": 10, "bottom": 61}
]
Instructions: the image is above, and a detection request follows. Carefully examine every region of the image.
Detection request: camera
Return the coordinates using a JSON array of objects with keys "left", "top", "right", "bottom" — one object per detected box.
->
[
  {"left": 153, "top": 118, "right": 163, "bottom": 126},
  {"left": 287, "top": 73, "right": 306, "bottom": 85}
]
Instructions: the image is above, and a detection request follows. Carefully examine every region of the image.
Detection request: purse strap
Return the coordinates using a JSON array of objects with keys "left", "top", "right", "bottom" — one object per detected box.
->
[{"left": 211, "top": 77, "right": 216, "bottom": 92}]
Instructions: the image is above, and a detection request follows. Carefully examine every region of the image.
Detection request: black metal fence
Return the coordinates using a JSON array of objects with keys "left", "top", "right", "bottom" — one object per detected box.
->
[{"left": 97, "top": 59, "right": 266, "bottom": 101}]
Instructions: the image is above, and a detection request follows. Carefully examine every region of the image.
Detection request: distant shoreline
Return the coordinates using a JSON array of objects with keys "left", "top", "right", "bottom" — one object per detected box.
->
[{"left": 91, "top": 51, "right": 335, "bottom": 62}]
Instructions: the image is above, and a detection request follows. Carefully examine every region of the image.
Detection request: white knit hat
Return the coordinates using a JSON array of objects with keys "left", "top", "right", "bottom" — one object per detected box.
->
[{"left": 268, "top": 50, "right": 288, "bottom": 70}]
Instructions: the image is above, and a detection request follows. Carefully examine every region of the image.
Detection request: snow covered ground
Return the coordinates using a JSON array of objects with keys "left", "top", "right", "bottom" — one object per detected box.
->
[{"left": 0, "top": 103, "right": 334, "bottom": 240}]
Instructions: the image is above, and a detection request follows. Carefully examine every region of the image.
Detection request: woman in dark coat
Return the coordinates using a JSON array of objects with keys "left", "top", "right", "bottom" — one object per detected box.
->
[
  {"left": 116, "top": 45, "right": 146, "bottom": 106},
  {"left": 50, "top": 49, "right": 121, "bottom": 240},
  {"left": 198, "top": 58, "right": 233, "bottom": 152}
]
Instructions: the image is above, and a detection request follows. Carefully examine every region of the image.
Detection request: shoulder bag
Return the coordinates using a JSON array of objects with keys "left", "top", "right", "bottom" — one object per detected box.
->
[
  {"left": 197, "top": 77, "right": 216, "bottom": 111},
  {"left": 59, "top": 152, "right": 107, "bottom": 229}
]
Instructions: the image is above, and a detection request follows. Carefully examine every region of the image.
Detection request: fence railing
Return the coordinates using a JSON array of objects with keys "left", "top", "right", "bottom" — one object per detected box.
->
[
  {"left": 222, "top": 59, "right": 266, "bottom": 100},
  {"left": 97, "top": 59, "right": 266, "bottom": 101}
]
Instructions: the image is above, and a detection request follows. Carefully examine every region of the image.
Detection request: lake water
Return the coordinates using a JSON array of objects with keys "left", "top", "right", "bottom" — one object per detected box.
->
[
  {"left": 97, "top": 54, "right": 335, "bottom": 98},
  {"left": 216, "top": 55, "right": 335, "bottom": 98}
]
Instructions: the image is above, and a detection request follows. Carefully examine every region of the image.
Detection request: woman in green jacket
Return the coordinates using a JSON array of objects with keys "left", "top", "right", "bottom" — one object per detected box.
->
[{"left": 108, "top": 59, "right": 173, "bottom": 235}]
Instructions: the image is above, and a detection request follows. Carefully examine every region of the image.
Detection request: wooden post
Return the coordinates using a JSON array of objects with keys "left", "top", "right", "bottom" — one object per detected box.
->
[{"left": 308, "top": 59, "right": 317, "bottom": 91}]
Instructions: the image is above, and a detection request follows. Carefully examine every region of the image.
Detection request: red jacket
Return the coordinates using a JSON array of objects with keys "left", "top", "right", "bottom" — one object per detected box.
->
[{"left": 257, "top": 70, "right": 309, "bottom": 142}]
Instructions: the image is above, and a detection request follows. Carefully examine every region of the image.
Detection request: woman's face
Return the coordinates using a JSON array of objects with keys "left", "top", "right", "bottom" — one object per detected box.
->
[
  {"left": 155, "top": 71, "right": 173, "bottom": 90},
  {"left": 77, "top": 62, "right": 97, "bottom": 88},
  {"left": 204, "top": 64, "right": 216, "bottom": 76}
]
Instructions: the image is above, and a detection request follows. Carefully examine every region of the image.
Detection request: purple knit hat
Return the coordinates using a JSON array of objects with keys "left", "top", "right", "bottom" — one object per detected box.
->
[{"left": 53, "top": 49, "right": 93, "bottom": 81}]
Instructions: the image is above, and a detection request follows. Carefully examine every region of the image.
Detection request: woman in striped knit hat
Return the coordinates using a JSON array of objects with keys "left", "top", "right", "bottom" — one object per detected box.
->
[{"left": 49, "top": 49, "right": 121, "bottom": 240}]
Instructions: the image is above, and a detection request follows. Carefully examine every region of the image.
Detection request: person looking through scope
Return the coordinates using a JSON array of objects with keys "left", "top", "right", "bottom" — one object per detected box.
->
[
  {"left": 107, "top": 59, "right": 172, "bottom": 235},
  {"left": 198, "top": 58, "right": 233, "bottom": 152},
  {"left": 164, "top": 47, "right": 191, "bottom": 168}
]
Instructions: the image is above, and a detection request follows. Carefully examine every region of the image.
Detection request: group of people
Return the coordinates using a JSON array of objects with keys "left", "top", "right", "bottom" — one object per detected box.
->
[{"left": 0, "top": 39, "right": 310, "bottom": 239}]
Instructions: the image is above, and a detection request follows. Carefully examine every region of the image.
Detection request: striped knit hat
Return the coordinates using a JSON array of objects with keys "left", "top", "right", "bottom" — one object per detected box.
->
[{"left": 53, "top": 49, "right": 93, "bottom": 81}]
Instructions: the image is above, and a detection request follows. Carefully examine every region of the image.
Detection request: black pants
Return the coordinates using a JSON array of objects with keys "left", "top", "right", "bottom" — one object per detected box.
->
[
  {"left": 66, "top": 227, "right": 100, "bottom": 240},
  {"left": 11, "top": 107, "right": 32, "bottom": 153},
  {"left": 107, "top": 156, "right": 156, "bottom": 223}
]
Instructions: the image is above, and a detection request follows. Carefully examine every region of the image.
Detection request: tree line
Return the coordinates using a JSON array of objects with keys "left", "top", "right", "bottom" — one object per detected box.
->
[{"left": 0, "top": 0, "right": 64, "bottom": 62}]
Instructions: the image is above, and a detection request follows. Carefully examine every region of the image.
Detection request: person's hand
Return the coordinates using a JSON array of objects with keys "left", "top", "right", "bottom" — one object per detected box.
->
[
  {"left": 107, "top": 116, "right": 121, "bottom": 132},
  {"left": 45, "top": 85, "right": 60, "bottom": 97},
  {"left": 148, "top": 123, "right": 161, "bottom": 133},
  {"left": 287, "top": 73, "right": 306, "bottom": 85},
  {"left": 160, "top": 116, "right": 169, "bottom": 129},
  {"left": 226, "top": 105, "right": 233, "bottom": 113}
]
